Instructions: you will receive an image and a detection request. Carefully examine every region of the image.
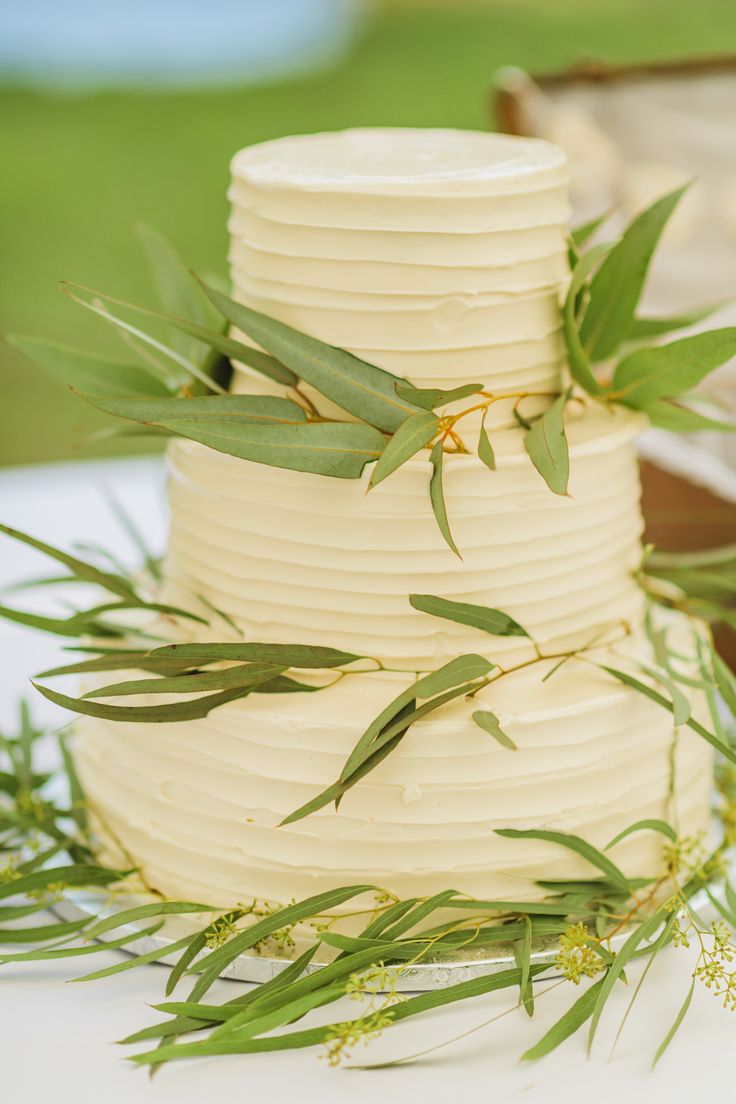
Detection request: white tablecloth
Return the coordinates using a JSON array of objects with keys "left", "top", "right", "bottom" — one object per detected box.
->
[{"left": 0, "top": 457, "right": 732, "bottom": 1102}]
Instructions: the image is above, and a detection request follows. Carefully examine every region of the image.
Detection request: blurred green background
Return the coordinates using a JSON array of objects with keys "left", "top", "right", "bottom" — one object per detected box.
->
[{"left": 2, "top": 0, "right": 736, "bottom": 467}]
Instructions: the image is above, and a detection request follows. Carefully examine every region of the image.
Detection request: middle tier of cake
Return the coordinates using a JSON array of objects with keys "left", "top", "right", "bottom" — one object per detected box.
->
[{"left": 161, "top": 403, "right": 646, "bottom": 671}]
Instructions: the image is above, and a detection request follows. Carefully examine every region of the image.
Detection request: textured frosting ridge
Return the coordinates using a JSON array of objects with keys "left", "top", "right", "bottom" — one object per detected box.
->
[{"left": 75, "top": 129, "right": 713, "bottom": 909}]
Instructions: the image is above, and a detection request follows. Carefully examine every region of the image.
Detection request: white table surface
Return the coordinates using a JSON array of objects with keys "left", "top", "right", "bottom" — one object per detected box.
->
[{"left": 0, "top": 456, "right": 733, "bottom": 1102}]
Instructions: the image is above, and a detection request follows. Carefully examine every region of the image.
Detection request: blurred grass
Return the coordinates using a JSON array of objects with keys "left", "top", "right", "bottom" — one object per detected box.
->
[{"left": 2, "top": 0, "right": 736, "bottom": 466}]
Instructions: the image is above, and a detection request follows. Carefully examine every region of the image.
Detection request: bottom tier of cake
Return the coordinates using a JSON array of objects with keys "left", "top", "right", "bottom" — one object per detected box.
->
[{"left": 74, "top": 613, "right": 713, "bottom": 910}]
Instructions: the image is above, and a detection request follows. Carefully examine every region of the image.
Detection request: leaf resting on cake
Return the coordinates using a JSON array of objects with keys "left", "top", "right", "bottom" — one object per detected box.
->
[
  {"left": 368, "top": 410, "right": 439, "bottom": 487},
  {"left": 197, "top": 278, "right": 423, "bottom": 432},
  {"left": 523, "top": 391, "right": 570, "bottom": 496},
  {"left": 409, "top": 593, "right": 530, "bottom": 638}
]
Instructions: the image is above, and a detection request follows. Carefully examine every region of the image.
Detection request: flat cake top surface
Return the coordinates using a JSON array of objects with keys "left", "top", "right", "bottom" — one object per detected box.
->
[{"left": 231, "top": 127, "right": 567, "bottom": 194}]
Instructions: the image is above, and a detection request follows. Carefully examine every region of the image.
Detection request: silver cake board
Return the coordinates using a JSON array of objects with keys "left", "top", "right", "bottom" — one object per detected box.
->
[{"left": 50, "top": 853, "right": 734, "bottom": 992}]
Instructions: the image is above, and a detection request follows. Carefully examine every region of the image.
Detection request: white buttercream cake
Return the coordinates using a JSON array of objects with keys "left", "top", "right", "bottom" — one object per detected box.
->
[{"left": 74, "top": 129, "right": 713, "bottom": 910}]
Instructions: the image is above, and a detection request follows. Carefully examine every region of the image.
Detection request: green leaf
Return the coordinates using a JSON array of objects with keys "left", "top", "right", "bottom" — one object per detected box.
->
[
  {"left": 0, "top": 918, "right": 90, "bottom": 944},
  {"left": 409, "top": 593, "right": 530, "bottom": 638},
  {"left": 6, "top": 336, "right": 171, "bottom": 397},
  {"left": 571, "top": 211, "right": 610, "bottom": 249},
  {"left": 73, "top": 933, "right": 196, "bottom": 983},
  {"left": 163, "top": 909, "right": 248, "bottom": 999},
  {"left": 580, "top": 185, "right": 688, "bottom": 360},
  {"left": 197, "top": 278, "right": 421, "bottom": 432},
  {"left": 32, "top": 681, "right": 259, "bottom": 724},
  {"left": 63, "top": 281, "right": 296, "bottom": 388},
  {"left": 394, "top": 382, "right": 484, "bottom": 410},
  {"left": 136, "top": 223, "right": 221, "bottom": 367},
  {"left": 0, "top": 522, "right": 136, "bottom": 601},
  {"left": 495, "top": 828, "right": 631, "bottom": 891},
  {"left": 563, "top": 243, "right": 612, "bottom": 394},
  {"left": 85, "top": 900, "right": 215, "bottom": 939},
  {"left": 187, "top": 885, "right": 376, "bottom": 1001},
  {"left": 521, "top": 977, "right": 606, "bottom": 1061},
  {"left": 613, "top": 329, "right": 736, "bottom": 408},
  {"left": 626, "top": 302, "right": 725, "bottom": 342},
  {"left": 84, "top": 662, "right": 286, "bottom": 699},
  {"left": 0, "top": 863, "right": 123, "bottom": 902},
  {"left": 478, "top": 409, "right": 496, "bottom": 470},
  {"left": 368, "top": 410, "right": 438, "bottom": 488},
  {"left": 92, "top": 408, "right": 386, "bottom": 480},
  {"left": 641, "top": 399, "right": 736, "bottom": 433},
  {"left": 282, "top": 667, "right": 492, "bottom": 826},
  {"left": 0, "top": 597, "right": 205, "bottom": 639},
  {"left": 147, "top": 642, "right": 361, "bottom": 669},
  {"left": 514, "top": 913, "right": 535, "bottom": 1017},
  {"left": 472, "top": 710, "right": 517, "bottom": 749},
  {"left": 712, "top": 650, "right": 736, "bottom": 717},
  {"left": 599, "top": 665, "right": 736, "bottom": 764},
  {"left": 635, "top": 662, "right": 692, "bottom": 726},
  {"left": 38, "top": 653, "right": 197, "bottom": 679},
  {"left": 605, "top": 819, "right": 677, "bottom": 850},
  {"left": 523, "top": 391, "right": 570, "bottom": 496},
  {"left": 429, "top": 440, "right": 460, "bottom": 557},
  {"left": 79, "top": 392, "right": 307, "bottom": 427},
  {"left": 342, "top": 654, "right": 494, "bottom": 781},
  {"left": 588, "top": 906, "right": 670, "bottom": 1050},
  {"left": 131, "top": 966, "right": 535, "bottom": 1066},
  {"left": 0, "top": 922, "right": 164, "bottom": 964},
  {"left": 652, "top": 979, "right": 695, "bottom": 1069}
]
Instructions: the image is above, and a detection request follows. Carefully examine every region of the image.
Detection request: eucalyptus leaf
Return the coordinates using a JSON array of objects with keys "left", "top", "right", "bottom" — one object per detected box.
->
[
  {"left": 137, "top": 223, "right": 221, "bottom": 366},
  {"left": 187, "top": 885, "right": 376, "bottom": 1002},
  {"left": 563, "top": 243, "right": 613, "bottom": 394},
  {"left": 605, "top": 819, "right": 677, "bottom": 850},
  {"left": 341, "top": 653, "right": 494, "bottom": 781},
  {"left": 394, "top": 382, "right": 484, "bottom": 410},
  {"left": 84, "top": 662, "right": 286, "bottom": 699},
  {"left": 599, "top": 665, "right": 736, "bottom": 763},
  {"left": 79, "top": 392, "right": 307, "bottom": 427},
  {"left": 97, "top": 412, "right": 386, "bottom": 480},
  {"left": 613, "top": 328, "right": 736, "bottom": 408},
  {"left": 652, "top": 979, "right": 695, "bottom": 1070},
  {"left": 626, "top": 302, "right": 725, "bottom": 342},
  {"left": 429, "top": 440, "right": 460, "bottom": 557},
  {"left": 641, "top": 399, "right": 736, "bottom": 433},
  {"left": 571, "top": 211, "right": 610, "bottom": 249},
  {"left": 409, "top": 593, "right": 530, "bottom": 639},
  {"left": 521, "top": 976, "right": 606, "bottom": 1061},
  {"left": 147, "top": 642, "right": 361, "bottom": 668},
  {"left": 588, "top": 906, "right": 670, "bottom": 1051},
  {"left": 472, "top": 710, "right": 517, "bottom": 749},
  {"left": 478, "top": 409, "right": 496, "bottom": 470},
  {"left": 495, "top": 829, "right": 631, "bottom": 891},
  {"left": 514, "top": 913, "right": 535, "bottom": 1017},
  {"left": 0, "top": 522, "right": 136, "bottom": 601},
  {"left": 712, "top": 650, "right": 736, "bottom": 716},
  {"left": 32, "top": 680, "right": 259, "bottom": 724},
  {"left": 368, "top": 410, "right": 438, "bottom": 488},
  {"left": 86, "top": 900, "right": 215, "bottom": 939},
  {"left": 197, "top": 279, "right": 421, "bottom": 432},
  {"left": 6, "top": 336, "right": 171, "bottom": 397},
  {"left": 635, "top": 662, "right": 692, "bottom": 726},
  {"left": 523, "top": 391, "right": 570, "bottom": 496},
  {"left": 580, "top": 185, "right": 688, "bottom": 360},
  {"left": 0, "top": 863, "right": 123, "bottom": 902},
  {"left": 62, "top": 281, "right": 295, "bottom": 387}
]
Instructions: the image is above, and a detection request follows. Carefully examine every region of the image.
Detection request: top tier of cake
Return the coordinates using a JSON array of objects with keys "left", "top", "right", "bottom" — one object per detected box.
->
[{"left": 227, "top": 128, "right": 570, "bottom": 423}]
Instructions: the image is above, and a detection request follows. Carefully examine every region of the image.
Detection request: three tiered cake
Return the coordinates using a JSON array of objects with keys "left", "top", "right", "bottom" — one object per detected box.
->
[{"left": 73, "top": 129, "right": 713, "bottom": 910}]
